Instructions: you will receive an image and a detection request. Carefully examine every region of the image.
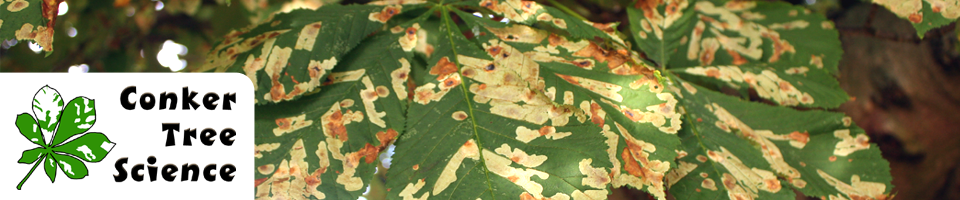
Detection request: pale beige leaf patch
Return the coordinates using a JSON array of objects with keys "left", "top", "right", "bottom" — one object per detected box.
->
[
  {"left": 708, "top": 103, "right": 803, "bottom": 179},
  {"left": 295, "top": 21, "right": 322, "bottom": 51},
  {"left": 399, "top": 179, "right": 429, "bottom": 200},
  {"left": 7, "top": 0, "right": 28, "bottom": 12},
  {"left": 399, "top": 23, "right": 420, "bottom": 51},
  {"left": 686, "top": 1, "right": 806, "bottom": 65},
  {"left": 817, "top": 169, "right": 888, "bottom": 200},
  {"left": 612, "top": 93, "right": 682, "bottom": 134},
  {"left": 494, "top": 143, "right": 548, "bottom": 168},
  {"left": 612, "top": 122, "right": 670, "bottom": 198},
  {"left": 666, "top": 161, "right": 698, "bottom": 187},
  {"left": 833, "top": 129, "right": 871, "bottom": 156},
  {"left": 514, "top": 126, "right": 572, "bottom": 143},
  {"left": 451, "top": 111, "right": 468, "bottom": 121},
  {"left": 482, "top": 149, "right": 551, "bottom": 199},
  {"left": 14, "top": 23, "right": 54, "bottom": 52},
  {"left": 684, "top": 66, "right": 815, "bottom": 106},
  {"left": 479, "top": 0, "right": 544, "bottom": 22},
  {"left": 368, "top": 5, "right": 401, "bottom": 23},
  {"left": 433, "top": 139, "right": 481, "bottom": 195},
  {"left": 360, "top": 76, "right": 388, "bottom": 128},
  {"left": 255, "top": 139, "right": 326, "bottom": 199},
  {"left": 255, "top": 143, "right": 281, "bottom": 159},
  {"left": 707, "top": 147, "right": 783, "bottom": 200},
  {"left": 579, "top": 159, "right": 611, "bottom": 189},
  {"left": 272, "top": 114, "right": 314, "bottom": 136},
  {"left": 391, "top": 58, "right": 412, "bottom": 100}
]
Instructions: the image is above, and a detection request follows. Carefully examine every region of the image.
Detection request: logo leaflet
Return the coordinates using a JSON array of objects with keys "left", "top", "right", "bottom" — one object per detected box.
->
[{"left": 14, "top": 86, "right": 116, "bottom": 190}]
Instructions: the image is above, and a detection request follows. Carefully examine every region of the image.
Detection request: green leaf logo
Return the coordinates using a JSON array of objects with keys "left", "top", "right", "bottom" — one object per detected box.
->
[{"left": 14, "top": 86, "right": 116, "bottom": 190}]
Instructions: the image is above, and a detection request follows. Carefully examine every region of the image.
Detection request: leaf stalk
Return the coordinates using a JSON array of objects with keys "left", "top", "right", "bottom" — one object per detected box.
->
[{"left": 16, "top": 155, "right": 44, "bottom": 190}]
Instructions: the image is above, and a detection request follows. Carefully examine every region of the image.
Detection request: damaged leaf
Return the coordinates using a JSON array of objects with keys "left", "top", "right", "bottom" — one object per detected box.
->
[
  {"left": 195, "top": 4, "right": 424, "bottom": 105},
  {"left": 639, "top": 0, "right": 847, "bottom": 108},
  {"left": 253, "top": 29, "right": 411, "bottom": 199},
  {"left": 209, "top": 0, "right": 895, "bottom": 199},
  {"left": 468, "top": 0, "right": 625, "bottom": 44},
  {"left": 1, "top": 0, "right": 56, "bottom": 52},
  {"left": 386, "top": 5, "right": 681, "bottom": 200},
  {"left": 871, "top": 0, "right": 960, "bottom": 38},
  {"left": 666, "top": 80, "right": 892, "bottom": 200},
  {"left": 627, "top": 0, "right": 697, "bottom": 66}
]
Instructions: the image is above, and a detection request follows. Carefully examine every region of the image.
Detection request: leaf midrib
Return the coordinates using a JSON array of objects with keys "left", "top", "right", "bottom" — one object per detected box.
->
[{"left": 440, "top": 5, "right": 497, "bottom": 200}]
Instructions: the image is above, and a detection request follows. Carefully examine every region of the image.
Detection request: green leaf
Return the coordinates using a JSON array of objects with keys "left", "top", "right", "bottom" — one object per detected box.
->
[
  {"left": 0, "top": 0, "right": 53, "bottom": 52},
  {"left": 32, "top": 86, "right": 64, "bottom": 137},
  {"left": 253, "top": 27, "right": 412, "bottom": 199},
  {"left": 670, "top": 64, "right": 848, "bottom": 108},
  {"left": 52, "top": 97, "right": 97, "bottom": 146},
  {"left": 386, "top": 6, "right": 681, "bottom": 199},
  {"left": 51, "top": 154, "right": 89, "bottom": 179},
  {"left": 665, "top": 80, "right": 892, "bottom": 200},
  {"left": 43, "top": 153, "right": 57, "bottom": 183},
  {"left": 471, "top": 0, "right": 625, "bottom": 44},
  {"left": 870, "top": 0, "right": 960, "bottom": 38},
  {"left": 627, "top": 0, "right": 697, "bottom": 66},
  {"left": 51, "top": 133, "right": 115, "bottom": 162},
  {"left": 665, "top": 1, "right": 842, "bottom": 72},
  {"left": 18, "top": 148, "right": 46, "bottom": 164},
  {"left": 656, "top": 0, "right": 846, "bottom": 108},
  {"left": 16, "top": 86, "right": 114, "bottom": 190},
  {"left": 16, "top": 113, "right": 46, "bottom": 147},
  {"left": 197, "top": 4, "right": 424, "bottom": 105}
]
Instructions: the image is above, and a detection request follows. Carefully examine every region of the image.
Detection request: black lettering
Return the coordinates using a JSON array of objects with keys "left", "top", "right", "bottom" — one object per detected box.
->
[
  {"left": 182, "top": 87, "right": 199, "bottom": 110},
  {"left": 147, "top": 156, "right": 158, "bottom": 181},
  {"left": 203, "top": 164, "right": 218, "bottom": 182},
  {"left": 162, "top": 164, "right": 178, "bottom": 181},
  {"left": 140, "top": 93, "right": 155, "bottom": 110},
  {"left": 220, "top": 128, "right": 236, "bottom": 146},
  {"left": 220, "top": 164, "right": 236, "bottom": 182},
  {"left": 114, "top": 157, "right": 128, "bottom": 182},
  {"left": 183, "top": 128, "right": 197, "bottom": 146},
  {"left": 159, "top": 92, "right": 178, "bottom": 110},
  {"left": 201, "top": 128, "right": 217, "bottom": 146},
  {"left": 120, "top": 86, "right": 136, "bottom": 110},
  {"left": 203, "top": 93, "right": 219, "bottom": 110},
  {"left": 162, "top": 123, "right": 179, "bottom": 146},
  {"left": 132, "top": 164, "right": 145, "bottom": 182},
  {"left": 181, "top": 164, "right": 199, "bottom": 181},
  {"left": 223, "top": 93, "right": 236, "bottom": 110}
]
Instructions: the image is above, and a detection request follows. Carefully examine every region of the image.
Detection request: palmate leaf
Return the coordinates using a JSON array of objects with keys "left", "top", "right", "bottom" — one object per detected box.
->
[
  {"left": 665, "top": 79, "right": 893, "bottom": 200},
  {"left": 51, "top": 154, "right": 89, "bottom": 179},
  {"left": 16, "top": 86, "right": 114, "bottom": 190},
  {"left": 18, "top": 148, "right": 46, "bottom": 164},
  {"left": 196, "top": 4, "right": 424, "bottom": 105},
  {"left": 51, "top": 132, "right": 115, "bottom": 162},
  {"left": 0, "top": 0, "right": 56, "bottom": 52},
  {"left": 871, "top": 0, "right": 960, "bottom": 38},
  {"left": 386, "top": 3, "right": 681, "bottom": 199},
  {"left": 627, "top": 0, "right": 698, "bottom": 66},
  {"left": 644, "top": 0, "right": 847, "bottom": 109},
  {"left": 43, "top": 153, "right": 56, "bottom": 182},
  {"left": 32, "top": 85, "right": 64, "bottom": 139},
  {"left": 16, "top": 113, "right": 47, "bottom": 146},
  {"left": 52, "top": 97, "right": 96, "bottom": 146},
  {"left": 467, "top": 0, "right": 626, "bottom": 44},
  {"left": 252, "top": 26, "right": 413, "bottom": 199}
]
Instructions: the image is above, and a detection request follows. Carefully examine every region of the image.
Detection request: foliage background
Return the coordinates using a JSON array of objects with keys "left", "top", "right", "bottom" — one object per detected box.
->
[{"left": 1, "top": 0, "right": 959, "bottom": 199}]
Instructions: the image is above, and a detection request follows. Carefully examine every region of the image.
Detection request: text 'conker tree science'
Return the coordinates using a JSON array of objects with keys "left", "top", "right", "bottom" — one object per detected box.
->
[{"left": 114, "top": 86, "right": 237, "bottom": 182}]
